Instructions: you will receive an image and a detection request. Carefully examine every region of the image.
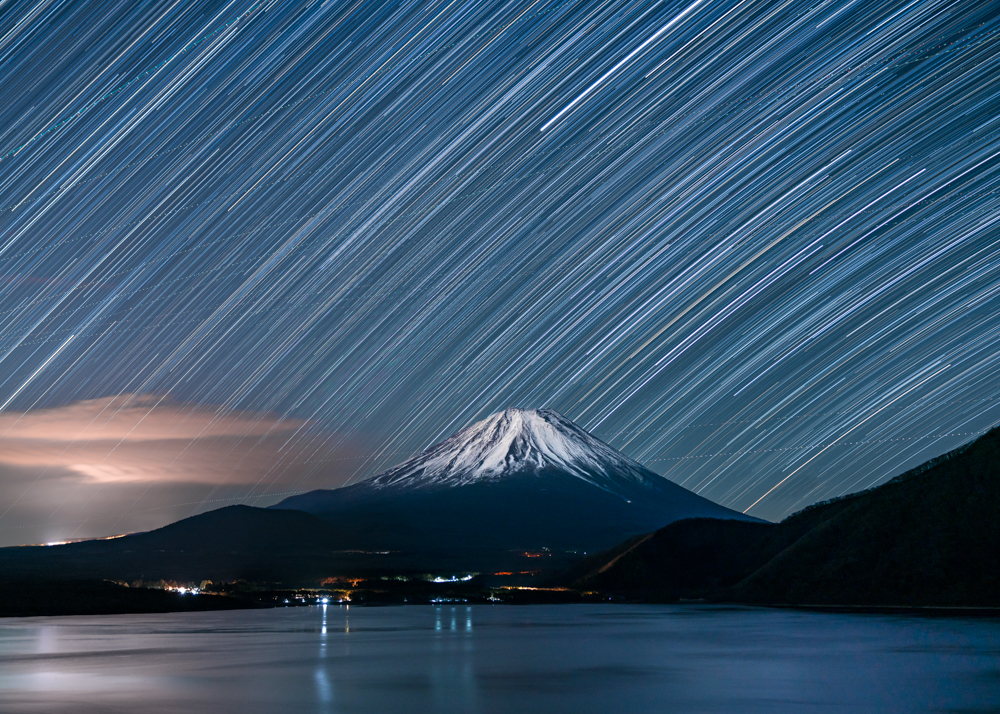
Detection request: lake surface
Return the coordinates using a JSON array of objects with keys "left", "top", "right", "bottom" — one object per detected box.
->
[{"left": 0, "top": 604, "right": 998, "bottom": 713}]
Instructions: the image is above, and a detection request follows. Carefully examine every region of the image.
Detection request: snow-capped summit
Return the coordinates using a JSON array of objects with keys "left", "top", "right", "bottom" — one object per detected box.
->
[{"left": 364, "top": 408, "right": 656, "bottom": 492}]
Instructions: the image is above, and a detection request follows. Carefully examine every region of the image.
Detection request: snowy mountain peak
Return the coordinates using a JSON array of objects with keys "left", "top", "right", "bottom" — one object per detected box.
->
[{"left": 363, "top": 408, "right": 660, "bottom": 491}]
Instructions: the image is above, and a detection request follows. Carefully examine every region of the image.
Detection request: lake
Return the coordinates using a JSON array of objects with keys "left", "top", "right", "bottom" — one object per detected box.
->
[{"left": 0, "top": 604, "right": 998, "bottom": 713}]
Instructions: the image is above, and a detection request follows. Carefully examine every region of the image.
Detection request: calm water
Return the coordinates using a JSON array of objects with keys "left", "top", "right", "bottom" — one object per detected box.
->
[{"left": 0, "top": 604, "right": 998, "bottom": 713}]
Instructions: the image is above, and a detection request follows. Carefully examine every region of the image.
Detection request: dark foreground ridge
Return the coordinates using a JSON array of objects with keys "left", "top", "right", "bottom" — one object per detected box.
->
[
  {"left": 0, "top": 579, "right": 259, "bottom": 617},
  {"left": 565, "top": 424, "right": 1000, "bottom": 607}
]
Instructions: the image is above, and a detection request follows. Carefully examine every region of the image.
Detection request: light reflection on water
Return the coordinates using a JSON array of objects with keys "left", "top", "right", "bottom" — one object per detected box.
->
[{"left": 0, "top": 604, "right": 998, "bottom": 713}]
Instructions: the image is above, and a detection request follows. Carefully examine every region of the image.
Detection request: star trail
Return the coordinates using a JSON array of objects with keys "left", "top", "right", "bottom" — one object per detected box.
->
[{"left": 0, "top": 0, "right": 999, "bottom": 544}]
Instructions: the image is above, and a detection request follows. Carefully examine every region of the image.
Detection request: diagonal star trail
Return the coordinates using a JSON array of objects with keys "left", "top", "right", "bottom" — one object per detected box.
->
[{"left": 0, "top": 0, "right": 998, "bottom": 542}]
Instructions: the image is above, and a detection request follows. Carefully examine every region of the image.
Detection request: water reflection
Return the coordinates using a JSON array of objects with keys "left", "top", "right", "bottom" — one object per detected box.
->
[
  {"left": 316, "top": 603, "right": 332, "bottom": 712},
  {"left": 0, "top": 605, "right": 997, "bottom": 713},
  {"left": 430, "top": 606, "right": 480, "bottom": 711}
]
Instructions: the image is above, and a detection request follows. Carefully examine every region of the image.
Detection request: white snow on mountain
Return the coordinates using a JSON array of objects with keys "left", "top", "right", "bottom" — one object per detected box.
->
[{"left": 364, "top": 408, "right": 660, "bottom": 491}]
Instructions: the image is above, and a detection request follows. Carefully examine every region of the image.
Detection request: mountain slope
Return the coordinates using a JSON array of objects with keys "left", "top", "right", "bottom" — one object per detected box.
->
[
  {"left": 273, "top": 409, "right": 758, "bottom": 557},
  {"left": 280, "top": 409, "right": 714, "bottom": 503},
  {"left": 360, "top": 408, "right": 662, "bottom": 492},
  {"left": 733, "top": 427, "right": 1000, "bottom": 605},
  {"left": 0, "top": 506, "right": 394, "bottom": 583},
  {"left": 568, "top": 425, "right": 1000, "bottom": 606}
]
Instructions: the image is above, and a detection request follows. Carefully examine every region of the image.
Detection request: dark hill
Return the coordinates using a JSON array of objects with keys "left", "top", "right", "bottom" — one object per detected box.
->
[
  {"left": 569, "top": 426, "right": 1000, "bottom": 606},
  {"left": 0, "top": 505, "right": 406, "bottom": 584},
  {"left": 0, "top": 579, "right": 258, "bottom": 617}
]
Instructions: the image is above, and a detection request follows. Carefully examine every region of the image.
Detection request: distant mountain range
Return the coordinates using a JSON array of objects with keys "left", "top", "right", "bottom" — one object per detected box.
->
[
  {"left": 566, "top": 424, "right": 1000, "bottom": 606},
  {"left": 3, "top": 409, "right": 995, "bottom": 609},
  {"left": 0, "top": 409, "right": 754, "bottom": 582}
]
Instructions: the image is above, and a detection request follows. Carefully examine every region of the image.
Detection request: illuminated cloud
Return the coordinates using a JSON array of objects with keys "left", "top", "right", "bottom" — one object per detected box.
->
[
  {"left": 0, "top": 393, "right": 311, "bottom": 483},
  {"left": 0, "top": 394, "right": 361, "bottom": 545},
  {"left": 0, "top": 393, "right": 302, "bottom": 442}
]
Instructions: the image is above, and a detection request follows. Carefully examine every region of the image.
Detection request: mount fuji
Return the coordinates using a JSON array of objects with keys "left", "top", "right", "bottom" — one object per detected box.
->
[
  {"left": 0, "top": 409, "right": 760, "bottom": 585},
  {"left": 272, "top": 409, "right": 759, "bottom": 563}
]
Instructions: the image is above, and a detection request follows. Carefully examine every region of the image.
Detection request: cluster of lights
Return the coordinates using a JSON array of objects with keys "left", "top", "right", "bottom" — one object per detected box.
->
[
  {"left": 284, "top": 595, "right": 346, "bottom": 605},
  {"left": 167, "top": 586, "right": 201, "bottom": 595},
  {"left": 430, "top": 574, "right": 475, "bottom": 583}
]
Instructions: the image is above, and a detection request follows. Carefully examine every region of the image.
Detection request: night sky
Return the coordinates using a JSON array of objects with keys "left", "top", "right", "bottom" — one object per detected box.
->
[{"left": 1, "top": 0, "right": 998, "bottom": 546}]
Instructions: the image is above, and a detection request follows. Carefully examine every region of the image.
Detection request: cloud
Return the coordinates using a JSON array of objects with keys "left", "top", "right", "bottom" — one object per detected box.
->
[
  {"left": 0, "top": 393, "right": 315, "bottom": 484},
  {"left": 0, "top": 394, "right": 363, "bottom": 545},
  {"left": 0, "top": 392, "right": 303, "bottom": 443}
]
